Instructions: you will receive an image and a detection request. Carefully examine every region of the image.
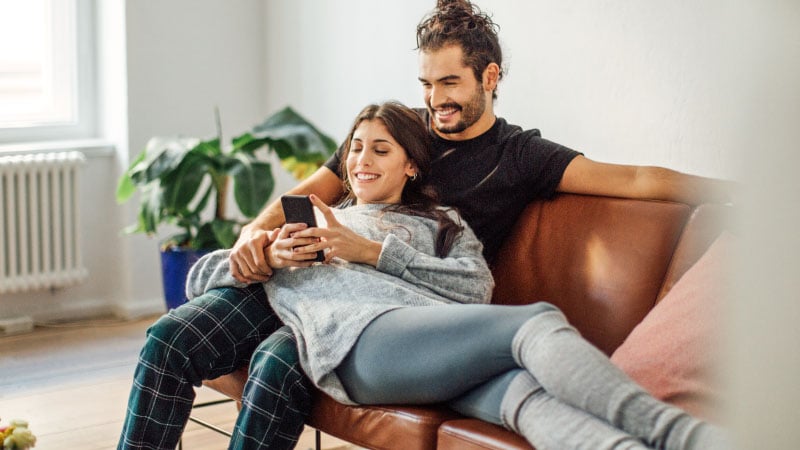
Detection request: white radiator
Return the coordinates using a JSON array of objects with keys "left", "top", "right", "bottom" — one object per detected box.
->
[{"left": 0, "top": 151, "right": 88, "bottom": 294}]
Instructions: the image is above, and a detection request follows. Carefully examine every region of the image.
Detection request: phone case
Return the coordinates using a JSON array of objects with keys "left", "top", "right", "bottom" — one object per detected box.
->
[{"left": 280, "top": 195, "right": 325, "bottom": 262}]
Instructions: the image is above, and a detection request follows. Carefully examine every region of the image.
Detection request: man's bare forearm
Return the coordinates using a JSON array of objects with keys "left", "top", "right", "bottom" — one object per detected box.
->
[
  {"left": 559, "top": 156, "right": 737, "bottom": 207},
  {"left": 243, "top": 166, "right": 345, "bottom": 233},
  {"left": 634, "top": 166, "right": 738, "bottom": 206}
]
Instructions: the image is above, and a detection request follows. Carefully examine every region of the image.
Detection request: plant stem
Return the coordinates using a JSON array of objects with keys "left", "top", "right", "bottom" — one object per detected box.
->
[
  {"left": 213, "top": 106, "right": 227, "bottom": 221},
  {"left": 216, "top": 175, "right": 229, "bottom": 221}
]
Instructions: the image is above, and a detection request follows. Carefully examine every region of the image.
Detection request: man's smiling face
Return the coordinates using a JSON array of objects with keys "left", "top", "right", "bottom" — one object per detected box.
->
[{"left": 418, "top": 44, "right": 490, "bottom": 141}]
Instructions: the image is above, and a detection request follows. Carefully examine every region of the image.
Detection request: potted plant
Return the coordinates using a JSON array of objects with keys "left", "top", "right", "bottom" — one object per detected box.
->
[{"left": 116, "top": 106, "right": 336, "bottom": 309}]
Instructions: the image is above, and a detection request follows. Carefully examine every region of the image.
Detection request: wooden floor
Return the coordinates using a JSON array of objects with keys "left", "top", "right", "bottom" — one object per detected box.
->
[{"left": 0, "top": 316, "right": 354, "bottom": 450}]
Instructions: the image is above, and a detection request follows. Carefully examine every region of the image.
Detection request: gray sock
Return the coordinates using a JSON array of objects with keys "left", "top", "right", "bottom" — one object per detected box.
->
[
  {"left": 510, "top": 309, "right": 730, "bottom": 450},
  {"left": 499, "top": 370, "right": 541, "bottom": 433},
  {"left": 500, "top": 371, "right": 650, "bottom": 449}
]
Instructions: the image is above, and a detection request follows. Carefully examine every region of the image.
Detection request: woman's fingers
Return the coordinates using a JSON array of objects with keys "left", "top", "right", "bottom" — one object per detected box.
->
[
  {"left": 310, "top": 194, "right": 342, "bottom": 228},
  {"left": 271, "top": 223, "right": 322, "bottom": 265}
]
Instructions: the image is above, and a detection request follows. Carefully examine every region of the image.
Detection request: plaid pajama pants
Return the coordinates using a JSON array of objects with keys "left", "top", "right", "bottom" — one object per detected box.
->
[{"left": 118, "top": 284, "right": 312, "bottom": 450}]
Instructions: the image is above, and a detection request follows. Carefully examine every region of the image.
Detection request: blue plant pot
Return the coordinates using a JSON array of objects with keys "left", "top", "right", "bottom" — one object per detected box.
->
[{"left": 160, "top": 248, "right": 211, "bottom": 310}]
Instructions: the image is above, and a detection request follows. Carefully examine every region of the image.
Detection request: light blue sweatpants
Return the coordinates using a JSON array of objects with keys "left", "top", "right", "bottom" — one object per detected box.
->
[
  {"left": 336, "top": 303, "right": 728, "bottom": 450},
  {"left": 336, "top": 303, "right": 545, "bottom": 424}
]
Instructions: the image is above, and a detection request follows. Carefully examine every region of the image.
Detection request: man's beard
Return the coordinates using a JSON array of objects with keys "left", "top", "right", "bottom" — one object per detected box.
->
[{"left": 430, "top": 83, "right": 486, "bottom": 135}]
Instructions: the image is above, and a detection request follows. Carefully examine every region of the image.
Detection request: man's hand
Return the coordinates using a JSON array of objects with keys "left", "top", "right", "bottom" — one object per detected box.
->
[{"left": 229, "top": 225, "right": 277, "bottom": 283}]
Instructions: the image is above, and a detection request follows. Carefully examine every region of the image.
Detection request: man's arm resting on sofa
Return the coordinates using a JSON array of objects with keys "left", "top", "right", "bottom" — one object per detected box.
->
[{"left": 557, "top": 155, "right": 736, "bottom": 206}]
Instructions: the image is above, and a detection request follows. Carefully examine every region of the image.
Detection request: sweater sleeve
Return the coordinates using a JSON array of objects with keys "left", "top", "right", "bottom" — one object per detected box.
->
[
  {"left": 185, "top": 249, "right": 247, "bottom": 300},
  {"left": 376, "top": 218, "right": 494, "bottom": 305}
]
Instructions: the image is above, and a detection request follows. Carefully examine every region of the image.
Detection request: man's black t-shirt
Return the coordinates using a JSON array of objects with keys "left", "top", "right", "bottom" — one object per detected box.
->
[{"left": 324, "top": 108, "right": 581, "bottom": 264}]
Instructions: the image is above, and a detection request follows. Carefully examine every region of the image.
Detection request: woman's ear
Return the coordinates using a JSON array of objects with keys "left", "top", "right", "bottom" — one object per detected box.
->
[{"left": 405, "top": 163, "right": 418, "bottom": 179}]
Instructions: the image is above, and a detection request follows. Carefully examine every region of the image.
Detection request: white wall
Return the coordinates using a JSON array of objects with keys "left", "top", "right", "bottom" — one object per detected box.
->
[
  {"left": 726, "top": 2, "right": 800, "bottom": 448},
  {"left": 261, "top": 1, "right": 423, "bottom": 144}
]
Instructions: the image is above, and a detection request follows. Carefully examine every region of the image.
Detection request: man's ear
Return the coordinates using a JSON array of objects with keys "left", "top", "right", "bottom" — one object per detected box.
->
[{"left": 483, "top": 62, "right": 500, "bottom": 92}]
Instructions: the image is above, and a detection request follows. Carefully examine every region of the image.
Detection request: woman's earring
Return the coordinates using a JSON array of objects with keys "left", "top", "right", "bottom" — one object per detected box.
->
[{"left": 410, "top": 173, "right": 418, "bottom": 181}]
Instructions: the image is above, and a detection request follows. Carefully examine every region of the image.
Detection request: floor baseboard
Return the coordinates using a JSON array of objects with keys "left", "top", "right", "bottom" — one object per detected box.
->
[
  {"left": 0, "top": 315, "right": 35, "bottom": 335},
  {"left": 112, "top": 297, "right": 167, "bottom": 320}
]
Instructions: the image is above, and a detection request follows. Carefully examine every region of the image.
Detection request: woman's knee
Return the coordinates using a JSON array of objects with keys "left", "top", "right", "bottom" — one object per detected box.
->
[
  {"left": 139, "top": 309, "right": 196, "bottom": 365},
  {"left": 249, "top": 327, "right": 302, "bottom": 382},
  {"left": 142, "top": 291, "right": 237, "bottom": 358}
]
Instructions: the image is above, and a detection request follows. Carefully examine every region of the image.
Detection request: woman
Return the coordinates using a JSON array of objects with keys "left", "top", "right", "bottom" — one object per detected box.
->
[{"left": 189, "top": 102, "right": 726, "bottom": 450}]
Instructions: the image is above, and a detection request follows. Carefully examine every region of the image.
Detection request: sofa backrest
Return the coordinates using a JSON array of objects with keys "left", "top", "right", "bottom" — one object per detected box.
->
[{"left": 491, "top": 193, "right": 691, "bottom": 355}]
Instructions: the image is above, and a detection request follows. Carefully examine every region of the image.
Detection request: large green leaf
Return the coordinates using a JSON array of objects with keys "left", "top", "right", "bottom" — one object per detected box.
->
[
  {"left": 193, "top": 219, "right": 238, "bottom": 250},
  {"left": 193, "top": 223, "right": 220, "bottom": 250},
  {"left": 134, "top": 181, "right": 163, "bottom": 235},
  {"left": 192, "top": 184, "right": 215, "bottom": 221},
  {"left": 128, "top": 137, "right": 201, "bottom": 185},
  {"left": 244, "top": 106, "right": 336, "bottom": 160},
  {"left": 230, "top": 156, "right": 274, "bottom": 218},
  {"left": 212, "top": 219, "right": 239, "bottom": 249},
  {"left": 230, "top": 133, "right": 266, "bottom": 154},
  {"left": 116, "top": 151, "right": 147, "bottom": 202},
  {"left": 194, "top": 138, "right": 223, "bottom": 157},
  {"left": 160, "top": 151, "right": 213, "bottom": 214}
]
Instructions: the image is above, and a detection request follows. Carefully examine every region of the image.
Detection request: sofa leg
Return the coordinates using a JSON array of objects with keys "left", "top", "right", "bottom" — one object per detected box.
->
[{"left": 316, "top": 428, "right": 321, "bottom": 450}]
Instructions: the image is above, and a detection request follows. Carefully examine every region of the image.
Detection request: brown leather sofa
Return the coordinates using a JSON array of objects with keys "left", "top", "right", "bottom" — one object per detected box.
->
[{"left": 202, "top": 193, "right": 730, "bottom": 450}]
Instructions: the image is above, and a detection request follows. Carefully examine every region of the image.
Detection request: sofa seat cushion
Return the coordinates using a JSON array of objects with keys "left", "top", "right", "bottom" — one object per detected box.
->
[
  {"left": 437, "top": 419, "right": 532, "bottom": 450},
  {"left": 611, "top": 231, "right": 733, "bottom": 420},
  {"left": 307, "top": 392, "right": 460, "bottom": 450}
]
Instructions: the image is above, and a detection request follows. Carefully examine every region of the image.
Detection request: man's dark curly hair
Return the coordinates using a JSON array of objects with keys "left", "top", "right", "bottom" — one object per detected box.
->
[{"left": 416, "top": 0, "right": 504, "bottom": 99}]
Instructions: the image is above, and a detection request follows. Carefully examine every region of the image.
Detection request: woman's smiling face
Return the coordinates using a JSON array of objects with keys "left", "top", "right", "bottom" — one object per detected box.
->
[{"left": 346, "top": 119, "right": 417, "bottom": 205}]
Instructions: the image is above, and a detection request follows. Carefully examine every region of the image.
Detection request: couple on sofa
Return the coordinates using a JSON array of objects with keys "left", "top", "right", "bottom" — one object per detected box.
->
[
  {"left": 121, "top": 100, "right": 726, "bottom": 450},
  {"left": 118, "top": 1, "right": 732, "bottom": 449}
]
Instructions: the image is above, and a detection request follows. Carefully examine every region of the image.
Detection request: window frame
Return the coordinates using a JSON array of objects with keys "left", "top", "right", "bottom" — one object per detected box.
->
[{"left": 0, "top": 0, "right": 97, "bottom": 145}]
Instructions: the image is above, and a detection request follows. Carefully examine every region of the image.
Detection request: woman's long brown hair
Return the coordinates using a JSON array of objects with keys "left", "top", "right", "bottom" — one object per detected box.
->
[{"left": 338, "top": 101, "right": 463, "bottom": 257}]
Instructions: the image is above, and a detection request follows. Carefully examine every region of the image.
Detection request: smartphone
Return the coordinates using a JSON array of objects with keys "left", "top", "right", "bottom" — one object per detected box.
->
[{"left": 280, "top": 195, "right": 325, "bottom": 262}]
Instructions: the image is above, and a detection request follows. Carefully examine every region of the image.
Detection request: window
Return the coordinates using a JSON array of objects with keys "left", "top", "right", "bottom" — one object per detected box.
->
[{"left": 0, "top": 0, "right": 95, "bottom": 144}]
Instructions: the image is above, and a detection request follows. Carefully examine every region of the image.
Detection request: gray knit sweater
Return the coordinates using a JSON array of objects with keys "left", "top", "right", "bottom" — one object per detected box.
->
[{"left": 186, "top": 203, "right": 494, "bottom": 404}]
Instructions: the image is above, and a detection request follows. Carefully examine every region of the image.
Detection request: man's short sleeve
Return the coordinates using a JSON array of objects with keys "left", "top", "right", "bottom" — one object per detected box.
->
[
  {"left": 512, "top": 133, "right": 581, "bottom": 201},
  {"left": 323, "top": 142, "right": 346, "bottom": 178}
]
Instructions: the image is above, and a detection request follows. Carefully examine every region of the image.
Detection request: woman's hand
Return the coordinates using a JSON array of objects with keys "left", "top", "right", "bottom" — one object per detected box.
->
[
  {"left": 267, "top": 223, "right": 321, "bottom": 269},
  {"left": 290, "top": 195, "right": 382, "bottom": 266}
]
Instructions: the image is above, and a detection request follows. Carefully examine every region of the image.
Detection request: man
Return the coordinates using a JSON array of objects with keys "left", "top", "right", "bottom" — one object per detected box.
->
[
  {"left": 229, "top": 3, "right": 730, "bottom": 279},
  {"left": 118, "top": 1, "right": 732, "bottom": 449}
]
